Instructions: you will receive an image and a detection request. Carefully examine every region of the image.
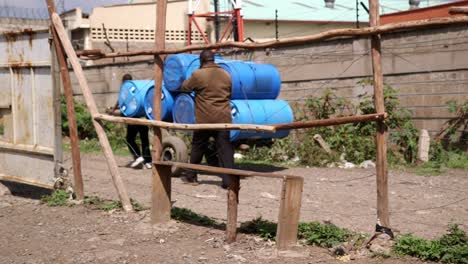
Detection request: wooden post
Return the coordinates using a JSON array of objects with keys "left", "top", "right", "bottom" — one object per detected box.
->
[
  {"left": 369, "top": 0, "right": 390, "bottom": 228},
  {"left": 50, "top": 13, "right": 133, "bottom": 212},
  {"left": 276, "top": 177, "right": 303, "bottom": 250},
  {"left": 151, "top": 0, "right": 172, "bottom": 224},
  {"left": 45, "top": 0, "right": 84, "bottom": 200},
  {"left": 226, "top": 176, "right": 240, "bottom": 243}
]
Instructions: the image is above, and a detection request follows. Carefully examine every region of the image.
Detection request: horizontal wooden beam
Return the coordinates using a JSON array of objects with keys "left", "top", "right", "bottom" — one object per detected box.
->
[
  {"left": 449, "top": 6, "right": 468, "bottom": 14},
  {"left": 154, "top": 161, "right": 303, "bottom": 180},
  {"left": 273, "top": 113, "right": 387, "bottom": 130},
  {"left": 0, "top": 174, "right": 54, "bottom": 190},
  {"left": 77, "top": 16, "right": 468, "bottom": 60},
  {"left": 94, "top": 113, "right": 277, "bottom": 133}
]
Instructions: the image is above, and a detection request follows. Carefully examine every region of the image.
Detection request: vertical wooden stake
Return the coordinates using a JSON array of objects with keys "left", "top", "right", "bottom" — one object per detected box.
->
[
  {"left": 151, "top": 0, "right": 172, "bottom": 224},
  {"left": 226, "top": 176, "right": 240, "bottom": 243},
  {"left": 276, "top": 176, "right": 303, "bottom": 250},
  {"left": 369, "top": 0, "right": 390, "bottom": 228},
  {"left": 46, "top": 0, "right": 84, "bottom": 200},
  {"left": 50, "top": 13, "right": 133, "bottom": 212}
]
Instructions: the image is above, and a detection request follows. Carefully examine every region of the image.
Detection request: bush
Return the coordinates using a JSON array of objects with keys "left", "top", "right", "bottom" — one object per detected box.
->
[
  {"left": 298, "top": 221, "right": 352, "bottom": 248},
  {"left": 241, "top": 82, "right": 420, "bottom": 166},
  {"left": 394, "top": 224, "right": 468, "bottom": 264},
  {"left": 61, "top": 96, "right": 128, "bottom": 154}
]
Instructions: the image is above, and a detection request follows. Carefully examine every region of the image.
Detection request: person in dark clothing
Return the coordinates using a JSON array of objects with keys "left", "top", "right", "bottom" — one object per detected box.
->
[
  {"left": 180, "top": 50, "right": 234, "bottom": 188},
  {"left": 107, "top": 73, "right": 152, "bottom": 169}
]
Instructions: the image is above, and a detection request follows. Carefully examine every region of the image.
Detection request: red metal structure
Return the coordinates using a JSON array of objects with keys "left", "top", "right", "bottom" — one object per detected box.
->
[{"left": 187, "top": 0, "right": 244, "bottom": 46}]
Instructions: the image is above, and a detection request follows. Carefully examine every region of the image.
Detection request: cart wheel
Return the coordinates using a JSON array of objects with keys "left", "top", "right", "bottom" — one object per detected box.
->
[{"left": 161, "top": 136, "right": 188, "bottom": 177}]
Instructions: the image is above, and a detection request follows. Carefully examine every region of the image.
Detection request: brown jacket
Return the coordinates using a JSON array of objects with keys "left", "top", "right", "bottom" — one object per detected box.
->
[{"left": 180, "top": 63, "right": 232, "bottom": 124}]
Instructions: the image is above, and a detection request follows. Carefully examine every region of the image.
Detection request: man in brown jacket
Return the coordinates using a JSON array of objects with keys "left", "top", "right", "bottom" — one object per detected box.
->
[{"left": 180, "top": 50, "right": 233, "bottom": 188}]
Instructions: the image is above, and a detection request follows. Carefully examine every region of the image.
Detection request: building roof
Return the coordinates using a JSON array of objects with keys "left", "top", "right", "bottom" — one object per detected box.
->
[
  {"left": 212, "top": 0, "right": 462, "bottom": 23},
  {"left": 381, "top": 0, "right": 468, "bottom": 24}
]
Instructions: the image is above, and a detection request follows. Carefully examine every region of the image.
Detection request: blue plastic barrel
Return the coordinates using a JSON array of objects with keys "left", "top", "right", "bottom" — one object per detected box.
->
[
  {"left": 172, "top": 93, "right": 196, "bottom": 124},
  {"left": 185, "top": 55, "right": 225, "bottom": 80},
  {"left": 219, "top": 62, "right": 281, "bottom": 99},
  {"left": 118, "top": 80, "right": 154, "bottom": 117},
  {"left": 230, "top": 100, "right": 293, "bottom": 141},
  {"left": 163, "top": 54, "right": 199, "bottom": 91},
  {"left": 143, "top": 83, "right": 174, "bottom": 121},
  {"left": 172, "top": 95, "right": 293, "bottom": 141}
]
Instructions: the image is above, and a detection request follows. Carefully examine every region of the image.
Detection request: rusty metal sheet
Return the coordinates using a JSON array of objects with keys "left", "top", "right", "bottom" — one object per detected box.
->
[
  {"left": 0, "top": 68, "right": 11, "bottom": 107},
  {"left": 0, "top": 29, "right": 50, "bottom": 66},
  {"left": 0, "top": 29, "right": 61, "bottom": 188}
]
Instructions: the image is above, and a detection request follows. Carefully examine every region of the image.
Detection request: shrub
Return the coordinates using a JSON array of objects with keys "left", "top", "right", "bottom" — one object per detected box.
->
[{"left": 394, "top": 224, "right": 468, "bottom": 264}]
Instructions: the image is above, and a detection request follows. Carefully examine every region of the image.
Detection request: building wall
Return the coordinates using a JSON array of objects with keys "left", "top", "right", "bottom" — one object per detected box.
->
[
  {"left": 240, "top": 20, "right": 361, "bottom": 42},
  {"left": 89, "top": 1, "right": 210, "bottom": 46},
  {"left": 71, "top": 24, "right": 468, "bottom": 136},
  {"left": 0, "top": 17, "right": 49, "bottom": 31}
]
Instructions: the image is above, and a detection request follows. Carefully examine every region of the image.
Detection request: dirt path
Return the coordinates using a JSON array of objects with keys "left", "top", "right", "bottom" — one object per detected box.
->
[
  {"left": 2, "top": 152, "right": 466, "bottom": 263},
  {"left": 75, "top": 153, "right": 468, "bottom": 239},
  {"left": 1, "top": 195, "right": 424, "bottom": 264}
]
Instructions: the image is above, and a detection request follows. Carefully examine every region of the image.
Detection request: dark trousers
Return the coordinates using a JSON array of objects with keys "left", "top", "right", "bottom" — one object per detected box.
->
[
  {"left": 189, "top": 130, "right": 234, "bottom": 185},
  {"left": 126, "top": 124, "right": 152, "bottom": 163}
]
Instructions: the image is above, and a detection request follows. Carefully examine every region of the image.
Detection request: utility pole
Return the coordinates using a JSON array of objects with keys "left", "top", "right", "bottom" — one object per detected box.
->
[
  {"left": 214, "top": 0, "right": 220, "bottom": 42},
  {"left": 356, "top": 0, "right": 360, "bottom": 28},
  {"left": 275, "top": 9, "right": 279, "bottom": 40}
]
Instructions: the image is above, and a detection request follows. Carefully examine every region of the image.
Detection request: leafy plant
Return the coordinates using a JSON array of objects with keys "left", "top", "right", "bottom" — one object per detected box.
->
[
  {"left": 437, "top": 100, "right": 468, "bottom": 145},
  {"left": 298, "top": 221, "right": 352, "bottom": 248},
  {"left": 40, "top": 190, "right": 70, "bottom": 207},
  {"left": 394, "top": 224, "right": 468, "bottom": 263},
  {"left": 61, "top": 96, "right": 128, "bottom": 154},
  {"left": 241, "top": 82, "right": 420, "bottom": 166}
]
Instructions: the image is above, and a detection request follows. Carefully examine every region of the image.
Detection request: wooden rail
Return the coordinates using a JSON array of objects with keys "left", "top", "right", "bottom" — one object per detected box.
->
[
  {"left": 76, "top": 16, "right": 468, "bottom": 60},
  {"left": 274, "top": 113, "right": 387, "bottom": 130},
  {"left": 155, "top": 161, "right": 303, "bottom": 249},
  {"left": 94, "top": 113, "right": 277, "bottom": 133}
]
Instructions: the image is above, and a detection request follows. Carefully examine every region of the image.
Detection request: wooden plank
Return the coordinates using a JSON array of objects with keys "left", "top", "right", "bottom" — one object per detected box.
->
[
  {"left": 0, "top": 174, "right": 54, "bottom": 190},
  {"left": 46, "top": 0, "right": 84, "bottom": 200},
  {"left": 276, "top": 177, "right": 303, "bottom": 250},
  {"left": 273, "top": 113, "right": 386, "bottom": 130},
  {"left": 449, "top": 6, "right": 468, "bottom": 14},
  {"left": 369, "top": 0, "right": 390, "bottom": 228},
  {"left": 50, "top": 13, "right": 133, "bottom": 212},
  {"left": 76, "top": 16, "right": 468, "bottom": 60},
  {"left": 94, "top": 113, "right": 276, "bottom": 133},
  {"left": 226, "top": 175, "right": 240, "bottom": 243},
  {"left": 151, "top": 0, "right": 171, "bottom": 224},
  {"left": 155, "top": 161, "right": 302, "bottom": 179}
]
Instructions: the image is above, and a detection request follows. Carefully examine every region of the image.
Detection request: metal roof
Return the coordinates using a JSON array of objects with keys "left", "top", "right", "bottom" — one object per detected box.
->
[{"left": 212, "top": 0, "right": 462, "bottom": 22}]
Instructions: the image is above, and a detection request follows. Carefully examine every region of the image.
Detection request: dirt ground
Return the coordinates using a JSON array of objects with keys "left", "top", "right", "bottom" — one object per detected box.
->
[{"left": 1, "top": 152, "right": 467, "bottom": 263}]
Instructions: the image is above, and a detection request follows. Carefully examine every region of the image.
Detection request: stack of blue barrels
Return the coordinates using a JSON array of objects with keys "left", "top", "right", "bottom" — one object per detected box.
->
[{"left": 118, "top": 53, "right": 293, "bottom": 142}]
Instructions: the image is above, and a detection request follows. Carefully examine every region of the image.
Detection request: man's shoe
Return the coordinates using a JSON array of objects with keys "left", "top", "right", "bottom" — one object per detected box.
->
[
  {"left": 144, "top": 163, "right": 152, "bottom": 169},
  {"left": 180, "top": 176, "right": 199, "bottom": 186},
  {"left": 130, "top": 157, "right": 145, "bottom": 168}
]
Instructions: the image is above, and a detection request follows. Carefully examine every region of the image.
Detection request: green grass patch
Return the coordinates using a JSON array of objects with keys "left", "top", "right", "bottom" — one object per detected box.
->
[
  {"left": 394, "top": 224, "right": 468, "bottom": 264},
  {"left": 41, "top": 191, "right": 144, "bottom": 211},
  {"left": 446, "top": 152, "right": 468, "bottom": 169},
  {"left": 40, "top": 190, "right": 70, "bottom": 207},
  {"left": 239, "top": 217, "right": 362, "bottom": 248},
  {"left": 63, "top": 138, "right": 129, "bottom": 156},
  {"left": 415, "top": 161, "right": 446, "bottom": 176}
]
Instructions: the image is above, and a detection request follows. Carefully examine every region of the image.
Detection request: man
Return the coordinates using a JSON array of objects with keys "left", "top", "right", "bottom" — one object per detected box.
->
[
  {"left": 180, "top": 50, "right": 234, "bottom": 188},
  {"left": 107, "top": 74, "right": 152, "bottom": 169}
]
